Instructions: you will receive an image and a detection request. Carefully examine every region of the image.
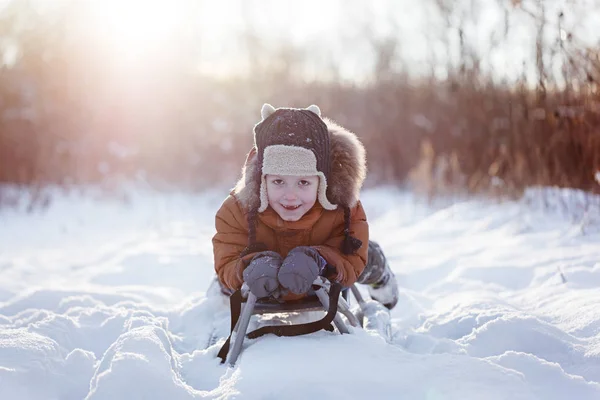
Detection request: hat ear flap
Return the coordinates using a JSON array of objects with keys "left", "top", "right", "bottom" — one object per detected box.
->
[
  {"left": 261, "top": 103, "right": 276, "bottom": 120},
  {"left": 306, "top": 104, "right": 321, "bottom": 117}
]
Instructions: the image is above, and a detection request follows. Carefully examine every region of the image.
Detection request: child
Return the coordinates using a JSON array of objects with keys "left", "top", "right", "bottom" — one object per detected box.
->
[{"left": 212, "top": 104, "right": 398, "bottom": 309}]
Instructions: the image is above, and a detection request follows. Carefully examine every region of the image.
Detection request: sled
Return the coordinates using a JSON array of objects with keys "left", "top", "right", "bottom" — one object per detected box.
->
[{"left": 217, "top": 277, "right": 391, "bottom": 366}]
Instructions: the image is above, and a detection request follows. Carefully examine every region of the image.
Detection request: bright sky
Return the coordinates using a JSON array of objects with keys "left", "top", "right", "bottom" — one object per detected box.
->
[
  {"left": 88, "top": 1, "right": 180, "bottom": 52},
  {"left": 3, "top": 0, "right": 600, "bottom": 83}
]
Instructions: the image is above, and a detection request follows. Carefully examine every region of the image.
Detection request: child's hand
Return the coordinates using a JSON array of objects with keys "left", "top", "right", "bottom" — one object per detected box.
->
[
  {"left": 278, "top": 247, "right": 327, "bottom": 295},
  {"left": 243, "top": 251, "right": 283, "bottom": 298}
]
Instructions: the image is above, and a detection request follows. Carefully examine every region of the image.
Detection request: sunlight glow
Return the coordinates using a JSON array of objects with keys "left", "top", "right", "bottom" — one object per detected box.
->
[{"left": 87, "top": 0, "right": 185, "bottom": 63}]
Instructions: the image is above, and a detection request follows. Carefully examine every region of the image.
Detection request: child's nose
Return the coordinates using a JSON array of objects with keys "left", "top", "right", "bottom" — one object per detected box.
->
[{"left": 282, "top": 189, "right": 298, "bottom": 200}]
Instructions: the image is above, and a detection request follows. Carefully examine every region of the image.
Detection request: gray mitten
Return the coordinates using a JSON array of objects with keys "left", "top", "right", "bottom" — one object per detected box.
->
[
  {"left": 243, "top": 251, "right": 283, "bottom": 298},
  {"left": 278, "top": 247, "right": 327, "bottom": 295}
]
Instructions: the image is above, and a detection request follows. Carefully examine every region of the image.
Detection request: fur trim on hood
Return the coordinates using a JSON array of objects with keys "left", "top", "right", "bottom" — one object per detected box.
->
[{"left": 233, "top": 118, "right": 367, "bottom": 213}]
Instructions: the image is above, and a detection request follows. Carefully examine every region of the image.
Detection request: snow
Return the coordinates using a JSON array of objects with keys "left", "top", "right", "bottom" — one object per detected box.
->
[{"left": 1, "top": 184, "right": 600, "bottom": 399}]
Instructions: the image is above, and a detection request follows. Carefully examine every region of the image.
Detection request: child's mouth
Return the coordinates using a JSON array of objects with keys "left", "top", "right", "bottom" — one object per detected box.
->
[{"left": 281, "top": 204, "right": 301, "bottom": 211}]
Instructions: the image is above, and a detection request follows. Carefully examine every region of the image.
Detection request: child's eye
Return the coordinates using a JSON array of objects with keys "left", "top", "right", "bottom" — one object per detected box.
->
[
  {"left": 299, "top": 180, "right": 311, "bottom": 186},
  {"left": 272, "top": 179, "right": 284, "bottom": 185}
]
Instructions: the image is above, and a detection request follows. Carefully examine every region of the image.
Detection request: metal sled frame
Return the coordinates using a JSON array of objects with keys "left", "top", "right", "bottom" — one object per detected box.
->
[{"left": 225, "top": 277, "right": 362, "bottom": 366}]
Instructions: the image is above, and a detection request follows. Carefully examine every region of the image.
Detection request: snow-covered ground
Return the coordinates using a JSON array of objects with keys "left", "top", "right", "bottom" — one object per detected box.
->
[{"left": 1, "top": 184, "right": 599, "bottom": 399}]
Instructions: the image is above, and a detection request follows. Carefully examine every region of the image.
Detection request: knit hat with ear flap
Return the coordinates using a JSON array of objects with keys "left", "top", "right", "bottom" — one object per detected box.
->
[
  {"left": 254, "top": 103, "right": 336, "bottom": 213},
  {"left": 241, "top": 104, "right": 363, "bottom": 257}
]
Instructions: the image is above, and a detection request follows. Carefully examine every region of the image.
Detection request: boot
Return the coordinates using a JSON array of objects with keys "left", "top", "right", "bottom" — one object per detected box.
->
[{"left": 358, "top": 241, "right": 399, "bottom": 310}]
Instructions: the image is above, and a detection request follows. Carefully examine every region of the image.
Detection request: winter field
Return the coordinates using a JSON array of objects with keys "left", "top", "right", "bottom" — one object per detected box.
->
[{"left": 1, "top": 184, "right": 599, "bottom": 399}]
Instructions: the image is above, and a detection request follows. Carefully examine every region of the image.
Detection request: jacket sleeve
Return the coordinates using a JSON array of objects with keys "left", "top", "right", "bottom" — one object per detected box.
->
[
  {"left": 212, "top": 195, "right": 260, "bottom": 290},
  {"left": 313, "top": 201, "right": 369, "bottom": 287}
]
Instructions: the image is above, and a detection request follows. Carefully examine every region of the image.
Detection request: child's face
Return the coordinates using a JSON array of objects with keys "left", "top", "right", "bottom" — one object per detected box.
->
[{"left": 265, "top": 174, "right": 319, "bottom": 221}]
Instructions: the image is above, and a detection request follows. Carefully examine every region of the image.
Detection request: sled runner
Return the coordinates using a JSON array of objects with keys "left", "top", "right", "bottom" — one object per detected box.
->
[{"left": 217, "top": 277, "right": 390, "bottom": 366}]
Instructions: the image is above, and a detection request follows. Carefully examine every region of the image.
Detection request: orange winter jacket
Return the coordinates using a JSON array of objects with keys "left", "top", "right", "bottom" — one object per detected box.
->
[{"left": 212, "top": 194, "right": 369, "bottom": 295}]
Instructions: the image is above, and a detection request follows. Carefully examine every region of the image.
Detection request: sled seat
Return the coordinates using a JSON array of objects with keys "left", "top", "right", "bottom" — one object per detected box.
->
[
  {"left": 218, "top": 277, "right": 361, "bottom": 366},
  {"left": 250, "top": 295, "right": 328, "bottom": 313},
  {"left": 247, "top": 288, "right": 350, "bottom": 314}
]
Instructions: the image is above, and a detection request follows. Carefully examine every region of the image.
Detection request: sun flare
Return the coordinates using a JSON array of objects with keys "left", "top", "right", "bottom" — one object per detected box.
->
[{"left": 87, "top": 0, "right": 185, "bottom": 60}]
